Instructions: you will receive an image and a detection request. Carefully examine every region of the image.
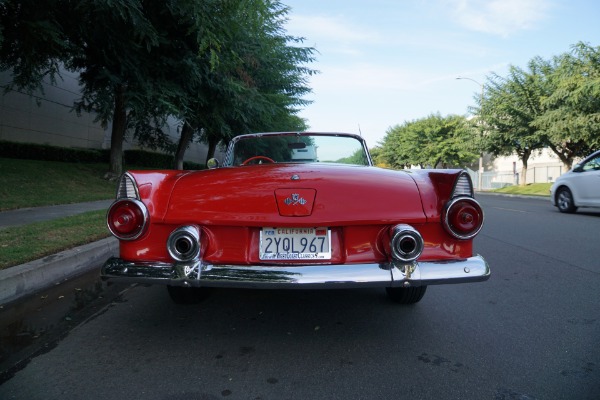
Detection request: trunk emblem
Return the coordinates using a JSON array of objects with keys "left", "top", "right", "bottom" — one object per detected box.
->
[
  {"left": 285, "top": 193, "right": 307, "bottom": 206},
  {"left": 291, "top": 174, "right": 300, "bottom": 180},
  {"left": 275, "top": 189, "right": 316, "bottom": 216}
]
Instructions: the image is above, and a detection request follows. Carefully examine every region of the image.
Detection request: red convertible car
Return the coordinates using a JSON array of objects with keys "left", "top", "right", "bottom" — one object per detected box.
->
[{"left": 102, "top": 132, "right": 489, "bottom": 304}]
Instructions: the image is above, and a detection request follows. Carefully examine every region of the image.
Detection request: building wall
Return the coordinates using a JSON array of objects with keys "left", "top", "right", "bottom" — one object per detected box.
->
[
  {"left": 489, "top": 148, "right": 574, "bottom": 184},
  {"left": 0, "top": 69, "right": 221, "bottom": 165},
  {"left": 491, "top": 148, "right": 562, "bottom": 172},
  {"left": 0, "top": 69, "right": 106, "bottom": 148}
]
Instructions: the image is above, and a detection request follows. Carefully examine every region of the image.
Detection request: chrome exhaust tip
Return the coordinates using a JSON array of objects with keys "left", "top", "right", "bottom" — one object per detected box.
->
[
  {"left": 167, "top": 226, "right": 201, "bottom": 262},
  {"left": 390, "top": 224, "right": 424, "bottom": 262}
]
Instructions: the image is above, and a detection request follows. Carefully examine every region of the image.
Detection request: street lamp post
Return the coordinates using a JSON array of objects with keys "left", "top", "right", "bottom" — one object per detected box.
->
[{"left": 457, "top": 76, "right": 484, "bottom": 191}]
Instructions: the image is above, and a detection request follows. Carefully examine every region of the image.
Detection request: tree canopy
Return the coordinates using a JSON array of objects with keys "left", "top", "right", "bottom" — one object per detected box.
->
[
  {"left": 533, "top": 42, "right": 600, "bottom": 169},
  {"left": 377, "top": 42, "right": 600, "bottom": 181},
  {"left": 379, "top": 113, "right": 479, "bottom": 169},
  {"left": 476, "top": 59, "right": 551, "bottom": 184},
  {"left": 0, "top": 0, "right": 316, "bottom": 176},
  {"left": 477, "top": 42, "right": 600, "bottom": 176}
]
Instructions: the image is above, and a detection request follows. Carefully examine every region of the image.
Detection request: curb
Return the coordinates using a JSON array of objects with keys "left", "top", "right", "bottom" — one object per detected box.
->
[
  {"left": 0, "top": 237, "right": 118, "bottom": 305},
  {"left": 476, "top": 192, "right": 551, "bottom": 200}
]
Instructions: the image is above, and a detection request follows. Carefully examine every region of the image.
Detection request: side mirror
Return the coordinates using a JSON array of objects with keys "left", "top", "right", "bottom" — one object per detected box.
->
[
  {"left": 572, "top": 164, "right": 583, "bottom": 173},
  {"left": 206, "top": 158, "right": 220, "bottom": 169}
]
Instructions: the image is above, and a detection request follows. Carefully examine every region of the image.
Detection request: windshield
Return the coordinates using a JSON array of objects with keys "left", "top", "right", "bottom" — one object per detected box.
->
[{"left": 226, "top": 133, "right": 371, "bottom": 166}]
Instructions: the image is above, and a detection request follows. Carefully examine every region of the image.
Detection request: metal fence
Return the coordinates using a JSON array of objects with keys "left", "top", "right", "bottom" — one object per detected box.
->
[
  {"left": 526, "top": 165, "right": 563, "bottom": 185},
  {"left": 468, "top": 164, "right": 564, "bottom": 191}
]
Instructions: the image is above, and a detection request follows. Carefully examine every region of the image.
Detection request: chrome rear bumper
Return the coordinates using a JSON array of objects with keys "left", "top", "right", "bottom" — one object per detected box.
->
[{"left": 101, "top": 255, "right": 490, "bottom": 289}]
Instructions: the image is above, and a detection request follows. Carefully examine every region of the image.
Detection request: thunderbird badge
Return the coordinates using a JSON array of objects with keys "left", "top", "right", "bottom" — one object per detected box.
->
[{"left": 284, "top": 193, "right": 307, "bottom": 206}]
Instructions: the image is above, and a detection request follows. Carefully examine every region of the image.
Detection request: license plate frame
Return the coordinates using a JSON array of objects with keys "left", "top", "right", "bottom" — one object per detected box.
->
[{"left": 259, "top": 227, "right": 331, "bottom": 260}]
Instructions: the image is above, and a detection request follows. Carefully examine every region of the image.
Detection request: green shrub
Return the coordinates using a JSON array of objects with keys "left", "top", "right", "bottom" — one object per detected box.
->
[
  {"left": 0, "top": 141, "right": 204, "bottom": 169},
  {"left": 0, "top": 141, "right": 108, "bottom": 163}
]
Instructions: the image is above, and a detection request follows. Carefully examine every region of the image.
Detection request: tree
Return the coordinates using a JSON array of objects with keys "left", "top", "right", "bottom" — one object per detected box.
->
[
  {"left": 421, "top": 114, "right": 479, "bottom": 168},
  {"left": 69, "top": 0, "right": 227, "bottom": 178},
  {"left": 181, "top": 0, "right": 316, "bottom": 166},
  {"left": 533, "top": 42, "right": 600, "bottom": 170},
  {"left": 1, "top": 0, "right": 202, "bottom": 178},
  {"left": 368, "top": 146, "right": 388, "bottom": 168},
  {"left": 478, "top": 59, "right": 551, "bottom": 185},
  {"left": 1, "top": 0, "right": 316, "bottom": 174},
  {"left": 379, "top": 114, "right": 478, "bottom": 169},
  {"left": 0, "top": 0, "right": 70, "bottom": 95},
  {"left": 140, "top": 0, "right": 315, "bottom": 169}
]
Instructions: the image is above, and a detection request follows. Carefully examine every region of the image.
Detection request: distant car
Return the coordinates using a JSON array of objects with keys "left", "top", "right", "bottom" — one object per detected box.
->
[
  {"left": 551, "top": 150, "right": 600, "bottom": 213},
  {"left": 101, "top": 132, "right": 489, "bottom": 305}
]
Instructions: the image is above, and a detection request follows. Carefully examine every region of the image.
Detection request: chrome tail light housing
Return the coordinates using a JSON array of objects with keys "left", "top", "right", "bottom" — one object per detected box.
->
[
  {"left": 443, "top": 197, "right": 484, "bottom": 239},
  {"left": 107, "top": 173, "right": 148, "bottom": 241},
  {"left": 116, "top": 172, "right": 139, "bottom": 199},
  {"left": 390, "top": 224, "right": 424, "bottom": 262},
  {"left": 442, "top": 172, "right": 484, "bottom": 240},
  {"left": 107, "top": 198, "right": 149, "bottom": 240}
]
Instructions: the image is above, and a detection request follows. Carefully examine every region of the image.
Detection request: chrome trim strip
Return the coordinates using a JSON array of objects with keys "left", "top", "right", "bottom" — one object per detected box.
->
[
  {"left": 101, "top": 255, "right": 490, "bottom": 289},
  {"left": 116, "top": 172, "right": 140, "bottom": 200}
]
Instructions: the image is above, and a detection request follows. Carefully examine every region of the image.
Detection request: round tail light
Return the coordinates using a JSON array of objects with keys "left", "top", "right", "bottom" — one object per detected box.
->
[
  {"left": 443, "top": 197, "right": 484, "bottom": 239},
  {"left": 107, "top": 199, "right": 149, "bottom": 240}
]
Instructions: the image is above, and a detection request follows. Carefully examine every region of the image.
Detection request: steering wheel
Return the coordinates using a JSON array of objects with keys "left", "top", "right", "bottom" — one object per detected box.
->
[{"left": 241, "top": 156, "right": 275, "bottom": 165}]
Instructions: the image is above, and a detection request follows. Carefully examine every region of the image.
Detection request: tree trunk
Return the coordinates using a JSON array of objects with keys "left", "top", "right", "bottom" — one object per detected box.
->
[
  {"left": 174, "top": 122, "right": 194, "bottom": 170},
  {"left": 547, "top": 143, "right": 573, "bottom": 171},
  {"left": 107, "top": 85, "right": 127, "bottom": 181},
  {"left": 205, "top": 137, "right": 218, "bottom": 165},
  {"left": 520, "top": 149, "right": 532, "bottom": 186}
]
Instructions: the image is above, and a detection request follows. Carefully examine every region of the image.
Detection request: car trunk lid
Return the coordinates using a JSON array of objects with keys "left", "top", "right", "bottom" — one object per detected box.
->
[{"left": 163, "top": 163, "right": 426, "bottom": 226}]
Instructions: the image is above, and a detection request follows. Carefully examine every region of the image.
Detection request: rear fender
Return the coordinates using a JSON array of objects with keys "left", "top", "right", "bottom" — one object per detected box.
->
[
  {"left": 125, "top": 170, "right": 191, "bottom": 220},
  {"left": 406, "top": 169, "right": 467, "bottom": 219}
]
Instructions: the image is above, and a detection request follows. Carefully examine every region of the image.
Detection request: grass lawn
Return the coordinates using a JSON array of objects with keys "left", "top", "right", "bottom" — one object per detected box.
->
[
  {"left": 1, "top": 158, "right": 115, "bottom": 268},
  {"left": 0, "top": 158, "right": 115, "bottom": 211},
  {"left": 0, "top": 210, "right": 110, "bottom": 270},
  {"left": 489, "top": 182, "right": 552, "bottom": 196}
]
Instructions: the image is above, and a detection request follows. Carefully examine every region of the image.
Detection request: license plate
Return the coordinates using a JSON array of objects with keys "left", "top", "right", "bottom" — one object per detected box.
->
[{"left": 260, "top": 227, "right": 331, "bottom": 260}]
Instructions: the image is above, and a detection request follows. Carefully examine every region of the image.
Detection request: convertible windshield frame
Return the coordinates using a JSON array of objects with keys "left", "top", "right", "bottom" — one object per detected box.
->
[{"left": 224, "top": 132, "right": 373, "bottom": 167}]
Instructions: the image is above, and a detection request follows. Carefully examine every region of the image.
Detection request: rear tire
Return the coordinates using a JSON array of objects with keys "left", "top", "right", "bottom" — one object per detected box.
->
[
  {"left": 386, "top": 286, "right": 427, "bottom": 304},
  {"left": 556, "top": 187, "right": 577, "bottom": 213},
  {"left": 167, "top": 285, "right": 211, "bottom": 304}
]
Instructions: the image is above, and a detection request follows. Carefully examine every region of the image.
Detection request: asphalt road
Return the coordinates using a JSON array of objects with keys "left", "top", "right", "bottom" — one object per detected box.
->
[{"left": 1, "top": 194, "right": 599, "bottom": 399}]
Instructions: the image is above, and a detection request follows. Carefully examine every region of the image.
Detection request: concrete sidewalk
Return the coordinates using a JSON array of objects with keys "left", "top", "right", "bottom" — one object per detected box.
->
[
  {"left": 0, "top": 200, "right": 118, "bottom": 305},
  {"left": 0, "top": 200, "right": 113, "bottom": 229}
]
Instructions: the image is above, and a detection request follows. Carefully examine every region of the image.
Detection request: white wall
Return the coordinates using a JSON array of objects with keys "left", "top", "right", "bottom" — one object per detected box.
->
[
  {"left": 491, "top": 148, "right": 563, "bottom": 172},
  {"left": 488, "top": 148, "right": 572, "bottom": 184}
]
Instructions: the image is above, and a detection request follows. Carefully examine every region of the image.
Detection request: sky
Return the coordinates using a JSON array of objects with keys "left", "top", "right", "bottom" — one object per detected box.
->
[{"left": 282, "top": 0, "right": 600, "bottom": 146}]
